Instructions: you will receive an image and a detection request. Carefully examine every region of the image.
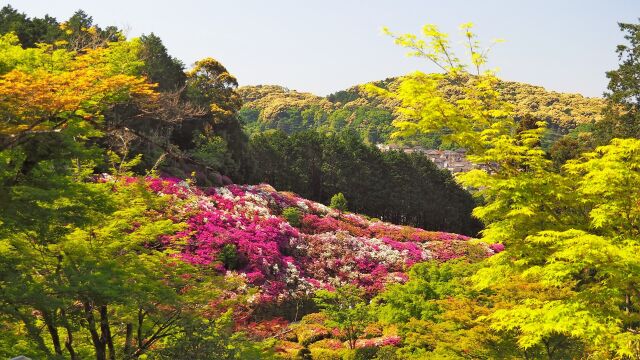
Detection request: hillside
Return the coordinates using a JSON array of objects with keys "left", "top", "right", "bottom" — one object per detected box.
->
[
  {"left": 144, "top": 177, "right": 493, "bottom": 303},
  {"left": 238, "top": 77, "right": 605, "bottom": 146},
  {"left": 125, "top": 177, "right": 496, "bottom": 356}
]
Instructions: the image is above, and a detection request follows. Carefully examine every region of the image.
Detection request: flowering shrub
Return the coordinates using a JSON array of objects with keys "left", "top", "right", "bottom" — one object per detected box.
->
[
  {"left": 116, "top": 177, "right": 494, "bottom": 306},
  {"left": 309, "top": 338, "right": 346, "bottom": 350},
  {"left": 274, "top": 341, "right": 303, "bottom": 357},
  {"left": 292, "top": 321, "right": 332, "bottom": 346},
  {"left": 489, "top": 242, "right": 505, "bottom": 253},
  {"left": 355, "top": 336, "right": 402, "bottom": 348},
  {"left": 244, "top": 317, "right": 289, "bottom": 340}
]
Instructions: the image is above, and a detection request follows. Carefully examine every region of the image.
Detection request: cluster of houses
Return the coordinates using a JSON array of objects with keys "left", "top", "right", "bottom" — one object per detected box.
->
[{"left": 376, "top": 144, "right": 478, "bottom": 173}]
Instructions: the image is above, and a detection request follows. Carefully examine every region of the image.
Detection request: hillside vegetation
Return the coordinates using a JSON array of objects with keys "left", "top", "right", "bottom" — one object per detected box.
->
[{"left": 239, "top": 77, "right": 605, "bottom": 147}]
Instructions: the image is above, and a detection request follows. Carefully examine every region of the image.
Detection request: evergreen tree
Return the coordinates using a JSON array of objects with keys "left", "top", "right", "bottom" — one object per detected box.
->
[
  {"left": 596, "top": 21, "right": 640, "bottom": 142},
  {"left": 329, "top": 192, "right": 348, "bottom": 212}
]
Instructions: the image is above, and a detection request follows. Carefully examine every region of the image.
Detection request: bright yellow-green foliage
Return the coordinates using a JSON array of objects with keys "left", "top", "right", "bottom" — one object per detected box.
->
[
  {"left": 378, "top": 22, "right": 640, "bottom": 358},
  {"left": 0, "top": 176, "right": 244, "bottom": 359},
  {"left": 369, "top": 72, "right": 516, "bottom": 154},
  {"left": 480, "top": 140, "right": 640, "bottom": 357},
  {"left": 315, "top": 285, "right": 372, "bottom": 350},
  {"left": 566, "top": 138, "right": 640, "bottom": 233}
]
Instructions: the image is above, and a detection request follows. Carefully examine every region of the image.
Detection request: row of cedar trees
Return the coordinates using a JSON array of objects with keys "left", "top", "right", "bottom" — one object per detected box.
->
[
  {"left": 0, "top": 5, "right": 481, "bottom": 236},
  {"left": 247, "top": 130, "right": 480, "bottom": 235}
]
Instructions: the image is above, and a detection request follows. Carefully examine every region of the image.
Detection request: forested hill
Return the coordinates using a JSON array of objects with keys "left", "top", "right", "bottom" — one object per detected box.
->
[{"left": 238, "top": 77, "right": 605, "bottom": 146}]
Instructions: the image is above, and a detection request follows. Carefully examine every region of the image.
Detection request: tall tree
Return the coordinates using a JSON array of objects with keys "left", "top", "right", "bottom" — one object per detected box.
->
[
  {"left": 139, "top": 33, "right": 186, "bottom": 92},
  {"left": 596, "top": 21, "right": 640, "bottom": 142},
  {"left": 0, "top": 28, "right": 252, "bottom": 360},
  {"left": 60, "top": 10, "right": 122, "bottom": 51},
  {"left": 182, "top": 57, "right": 249, "bottom": 180}
]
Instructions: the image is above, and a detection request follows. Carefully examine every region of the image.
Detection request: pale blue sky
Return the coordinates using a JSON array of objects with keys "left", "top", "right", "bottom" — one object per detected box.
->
[{"left": 6, "top": 0, "right": 640, "bottom": 97}]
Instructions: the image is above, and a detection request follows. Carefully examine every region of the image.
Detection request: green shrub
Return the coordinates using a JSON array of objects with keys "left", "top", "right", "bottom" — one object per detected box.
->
[
  {"left": 329, "top": 193, "right": 348, "bottom": 212},
  {"left": 282, "top": 207, "right": 302, "bottom": 227},
  {"left": 373, "top": 346, "right": 400, "bottom": 360},
  {"left": 309, "top": 348, "right": 344, "bottom": 360},
  {"left": 217, "top": 243, "right": 240, "bottom": 270},
  {"left": 342, "top": 347, "right": 379, "bottom": 360}
]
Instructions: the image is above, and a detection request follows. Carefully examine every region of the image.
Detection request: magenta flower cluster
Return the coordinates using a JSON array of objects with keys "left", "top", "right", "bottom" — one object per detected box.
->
[{"left": 355, "top": 336, "right": 402, "bottom": 349}]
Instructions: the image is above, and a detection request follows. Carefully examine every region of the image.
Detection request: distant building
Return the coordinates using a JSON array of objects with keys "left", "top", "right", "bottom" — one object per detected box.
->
[{"left": 376, "top": 145, "right": 483, "bottom": 173}]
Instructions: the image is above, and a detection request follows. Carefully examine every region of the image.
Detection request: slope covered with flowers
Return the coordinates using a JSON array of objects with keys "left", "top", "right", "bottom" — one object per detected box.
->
[{"left": 140, "top": 177, "right": 499, "bottom": 306}]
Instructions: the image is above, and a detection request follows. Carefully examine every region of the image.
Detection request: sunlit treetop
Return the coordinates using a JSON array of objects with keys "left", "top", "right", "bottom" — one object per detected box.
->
[
  {"left": 186, "top": 57, "right": 242, "bottom": 120},
  {"left": 368, "top": 23, "right": 515, "bottom": 156},
  {"left": 382, "top": 22, "right": 504, "bottom": 76}
]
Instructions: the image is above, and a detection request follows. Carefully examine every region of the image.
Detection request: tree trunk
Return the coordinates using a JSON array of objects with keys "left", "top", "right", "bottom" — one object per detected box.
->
[
  {"left": 124, "top": 323, "right": 133, "bottom": 359},
  {"left": 60, "top": 310, "right": 77, "bottom": 360},
  {"left": 137, "top": 308, "right": 145, "bottom": 350},
  {"left": 99, "top": 305, "right": 115, "bottom": 360},
  {"left": 43, "top": 310, "right": 63, "bottom": 356},
  {"left": 84, "top": 302, "right": 106, "bottom": 360},
  {"left": 13, "top": 307, "right": 52, "bottom": 357}
]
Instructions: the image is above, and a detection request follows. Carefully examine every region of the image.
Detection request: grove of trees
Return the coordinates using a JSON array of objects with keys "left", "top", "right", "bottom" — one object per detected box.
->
[{"left": 247, "top": 129, "right": 481, "bottom": 235}]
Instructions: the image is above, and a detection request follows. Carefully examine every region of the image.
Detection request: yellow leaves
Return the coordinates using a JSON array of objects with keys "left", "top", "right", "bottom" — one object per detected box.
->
[
  {"left": 0, "top": 32, "right": 20, "bottom": 48},
  {"left": 0, "top": 68, "right": 153, "bottom": 135},
  {"left": 209, "top": 103, "right": 233, "bottom": 118},
  {"left": 459, "top": 22, "right": 475, "bottom": 31},
  {"left": 0, "top": 40, "right": 156, "bottom": 137},
  {"left": 379, "top": 21, "right": 640, "bottom": 356},
  {"left": 362, "top": 82, "right": 388, "bottom": 98},
  {"left": 470, "top": 52, "right": 484, "bottom": 65},
  {"left": 385, "top": 22, "right": 501, "bottom": 77},
  {"left": 421, "top": 24, "right": 448, "bottom": 44},
  {"left": 372, "top": 69, "right": 517, "bottom": 157},
  {"left": 471, "top": 257, "right": 512, "bottom": 290}
]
